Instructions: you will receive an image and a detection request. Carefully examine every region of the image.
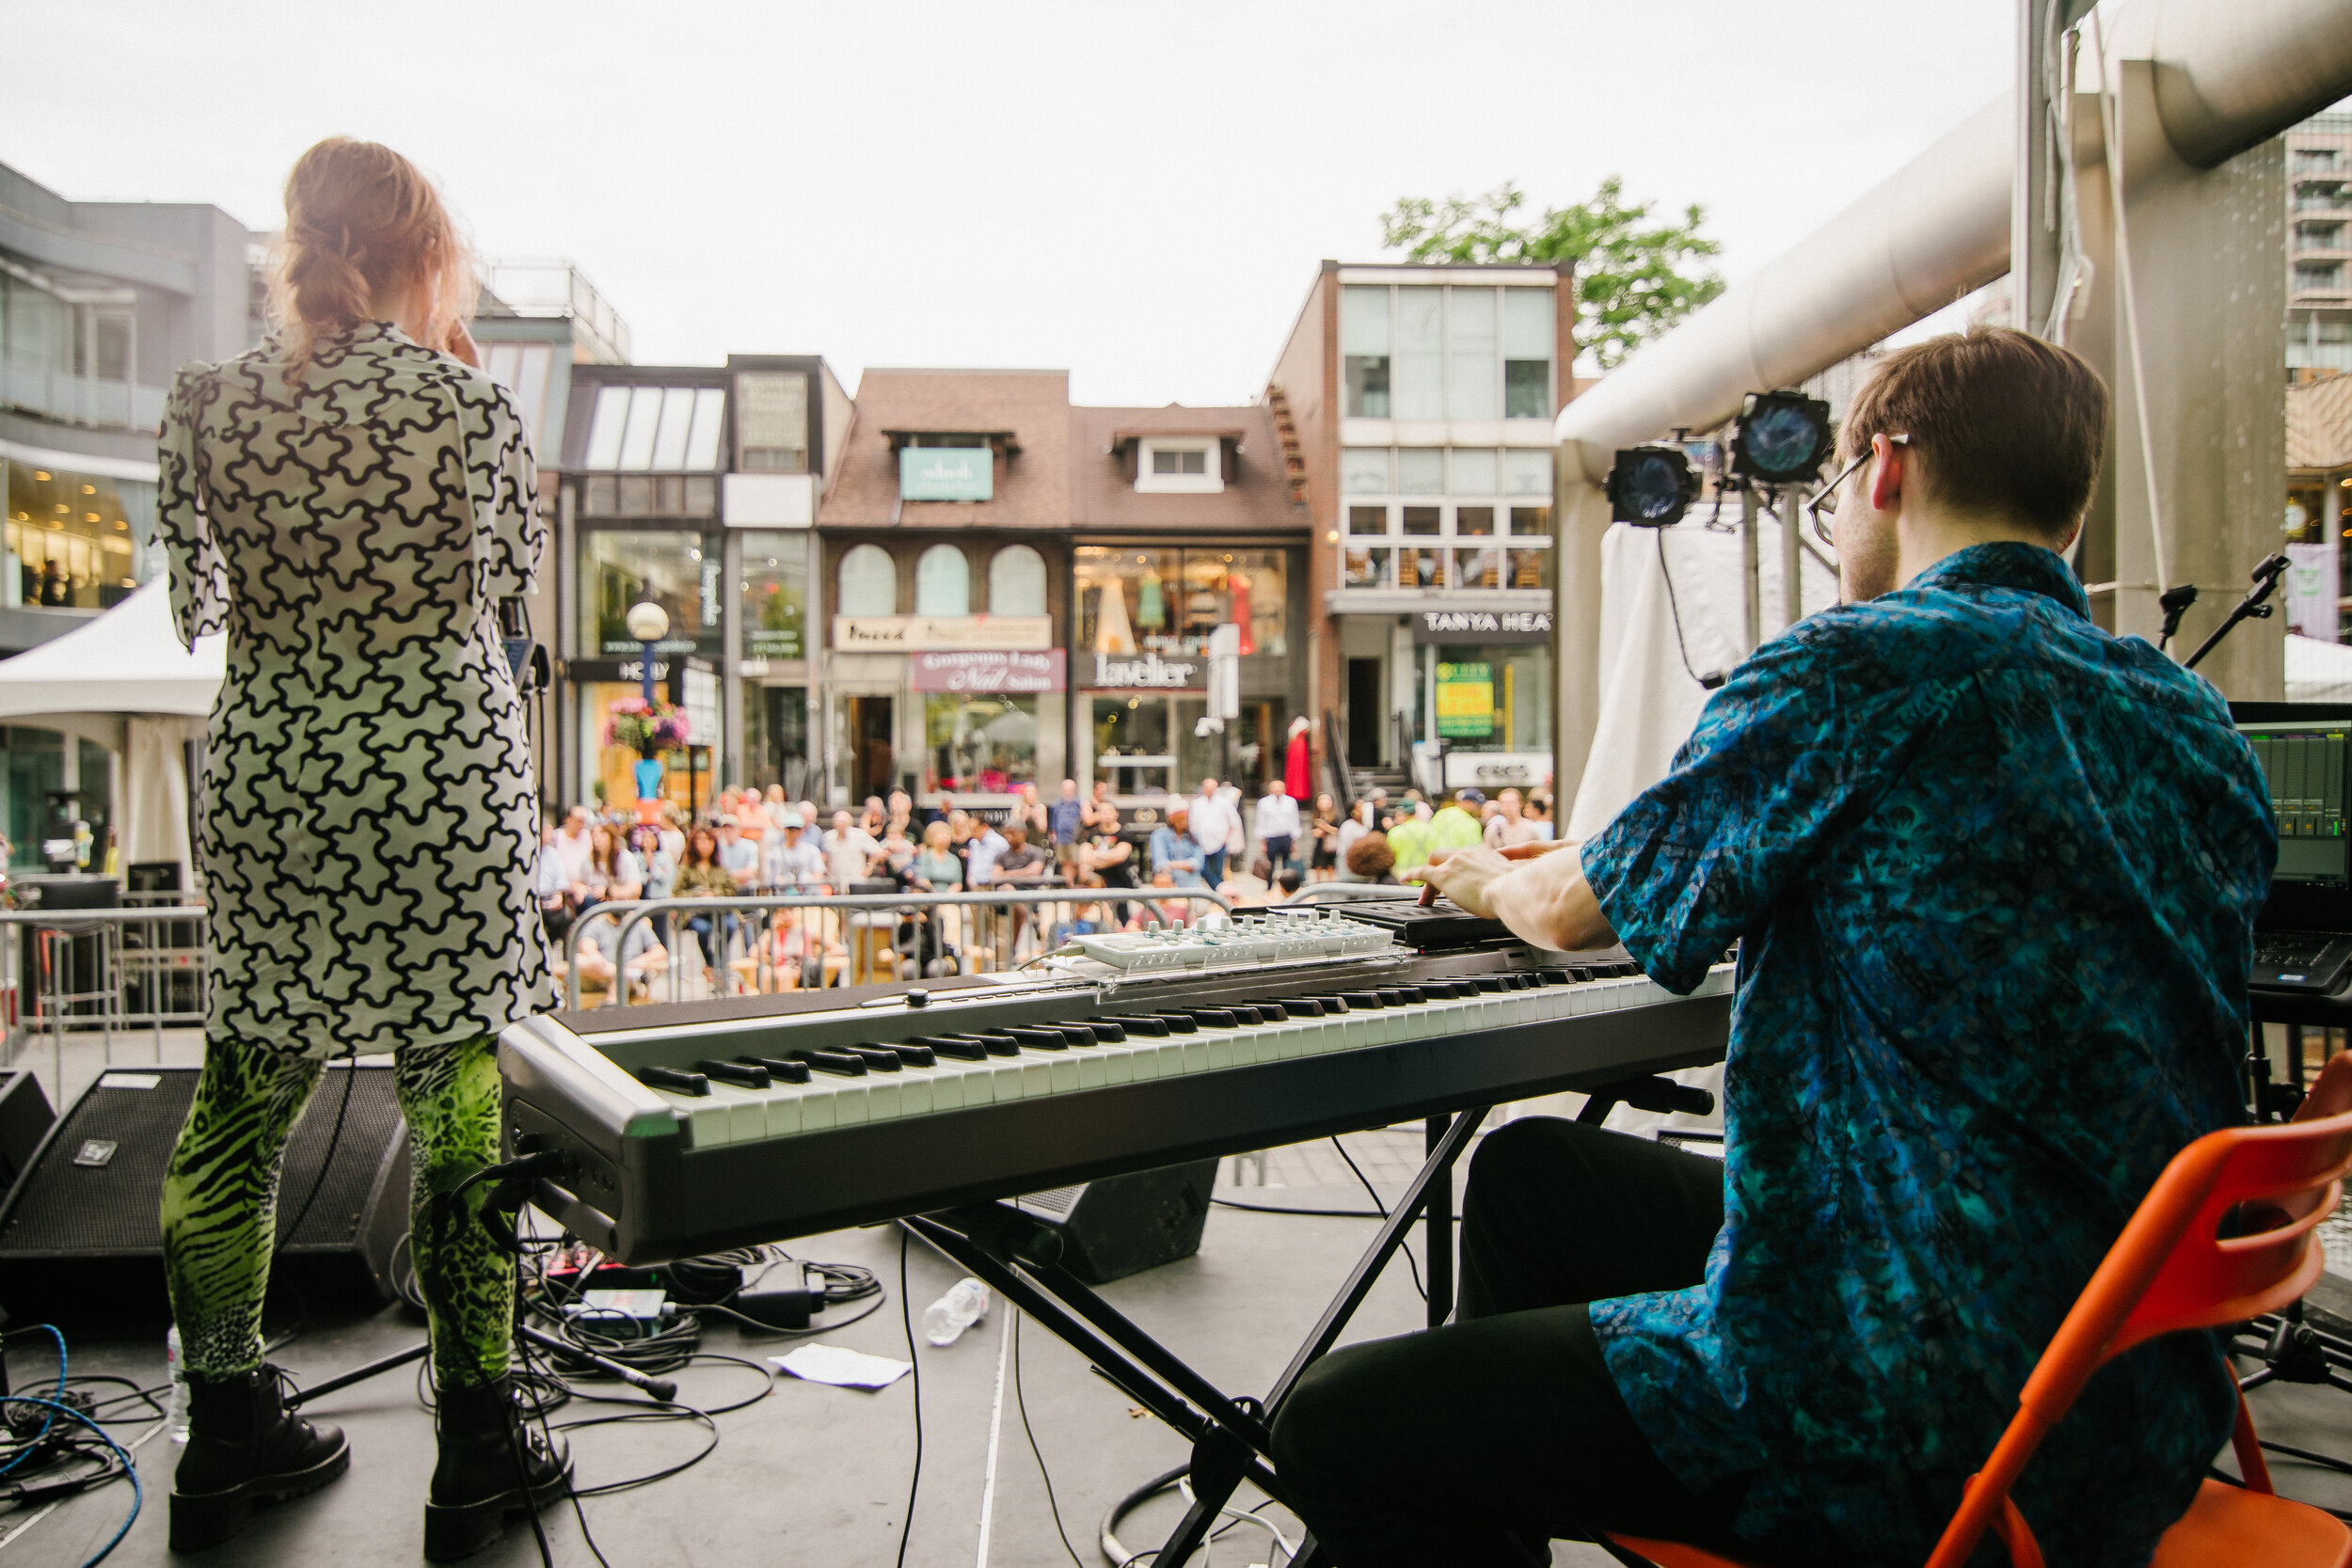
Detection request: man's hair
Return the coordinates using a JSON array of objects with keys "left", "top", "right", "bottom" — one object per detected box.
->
[{"left": 1839, "top": 325, "right": 2108, "bottom": 539}]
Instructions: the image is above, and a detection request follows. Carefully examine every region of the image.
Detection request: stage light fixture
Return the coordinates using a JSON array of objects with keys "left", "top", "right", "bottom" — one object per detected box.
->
[
  {"left": 1731, "top": 391, "right": 1835, "bottom": 484},
  {"left": 1607, "top": 445, "right": 1701, "bottom": 527}
]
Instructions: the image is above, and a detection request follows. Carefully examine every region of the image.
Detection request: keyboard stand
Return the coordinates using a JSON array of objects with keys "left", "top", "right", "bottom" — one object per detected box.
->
[{"left": 907, "top": 1103, "right": 1486, "bottom": 1568}]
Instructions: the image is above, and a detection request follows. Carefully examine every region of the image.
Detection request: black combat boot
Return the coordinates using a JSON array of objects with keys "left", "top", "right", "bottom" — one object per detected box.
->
[
  {"left": 423, "top": 1374, "right": 573, "bottom": 1561},
  {"left": 168, "top": 1365, "right": 350, "bottom": 1551}
]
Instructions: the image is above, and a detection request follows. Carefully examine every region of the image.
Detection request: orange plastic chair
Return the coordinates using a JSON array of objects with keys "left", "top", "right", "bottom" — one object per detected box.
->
[{"left": 1608, "top": 1052, "right": 2352, "bottom": 1568}]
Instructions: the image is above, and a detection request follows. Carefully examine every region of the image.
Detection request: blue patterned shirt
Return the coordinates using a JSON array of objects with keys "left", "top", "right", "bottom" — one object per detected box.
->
[{"left": 1581, "top": 544, "right": 2269, "bottom": 1566}]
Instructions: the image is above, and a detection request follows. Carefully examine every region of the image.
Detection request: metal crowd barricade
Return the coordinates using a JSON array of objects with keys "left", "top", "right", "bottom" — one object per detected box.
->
[
  {"left": 0, "top": 906, "right": 211, "bottom": 1085},
  {"left": 563, "top": 888, "right": 1236, "bottom": 1010}
]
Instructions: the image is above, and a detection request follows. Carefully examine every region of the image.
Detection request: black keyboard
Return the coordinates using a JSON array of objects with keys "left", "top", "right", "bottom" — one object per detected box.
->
[
  {"left": 499, "top": 936, "right": 1734, "bottom": 1262},
  {"left": 2250, "top": 928, "right": 2352, "bottom": 994}
]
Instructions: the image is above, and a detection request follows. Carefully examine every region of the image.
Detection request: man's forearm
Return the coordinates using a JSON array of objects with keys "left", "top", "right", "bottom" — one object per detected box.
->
[{"left": 1486, "top": 845, "right": 1617, "bottom": 952}]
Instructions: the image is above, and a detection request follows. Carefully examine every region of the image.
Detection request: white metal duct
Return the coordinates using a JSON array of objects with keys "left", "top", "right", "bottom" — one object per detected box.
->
[{"left": 1553, "top": 0, "right": 2352, "bottom": 475}]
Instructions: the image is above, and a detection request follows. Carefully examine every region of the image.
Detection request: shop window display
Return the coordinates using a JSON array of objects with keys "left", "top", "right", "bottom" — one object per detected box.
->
[
  {"left": 583, "top": 530, "right": 717, "bottom": 656},
  {"left": 1075, "top": 546, "right": 1285, "bottom": 659},
  {"left": 739, "top": 532, "right": 807, "bottom": 659},
  {"left": 5, "top": 464, "right": 156, "bottom": 610},
  {"left": 925, "top": 694, "right": 1038, "bottom": 795}
]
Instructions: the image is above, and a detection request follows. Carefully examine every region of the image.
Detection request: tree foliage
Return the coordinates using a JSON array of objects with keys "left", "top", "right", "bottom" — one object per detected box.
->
[{"left": 1379, "top": 179, "right": 1725, "bottom": 371}]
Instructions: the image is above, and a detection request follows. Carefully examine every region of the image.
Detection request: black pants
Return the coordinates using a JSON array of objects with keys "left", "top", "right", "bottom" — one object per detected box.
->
[{"left": 1269, "top": 1118, "right": 1749, "bottom": 1566}]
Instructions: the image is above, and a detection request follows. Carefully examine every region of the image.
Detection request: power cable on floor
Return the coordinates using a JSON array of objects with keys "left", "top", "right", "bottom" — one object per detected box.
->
[
  {"left": 1327, "top": 1138, "right": 1426, "bottom": 1302},
  {"left": 896, "top": 1227, "right": 921, "bottom": 1568},
  {"left": 1011, "top": 1314, "right": 1087, "bottom": 1568}
]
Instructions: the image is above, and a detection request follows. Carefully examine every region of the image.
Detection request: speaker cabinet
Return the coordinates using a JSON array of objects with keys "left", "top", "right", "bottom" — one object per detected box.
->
[
  {"left": 0, "top": 1064, "right": 409, "bottom": 1323},
  {"left": 1014, "top": 1159, "right": 1219, "bottom": 1284}
]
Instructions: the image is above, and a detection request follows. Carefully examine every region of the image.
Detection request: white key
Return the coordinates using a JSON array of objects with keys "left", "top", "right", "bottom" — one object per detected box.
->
[{"left": 654, "top": 1088, "right": 732, "bottom": 1148}]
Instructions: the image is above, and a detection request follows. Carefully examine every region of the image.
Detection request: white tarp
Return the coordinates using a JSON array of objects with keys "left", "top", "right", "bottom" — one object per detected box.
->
[
  {"left": 2287, "top": 632, "right": 2352, "bottom": 703},
  {"left": 0, "top": 579, "right": 222, "bottom": 721},
  {"left": 1566, "top": 515, "right": 1839, "bottom": 840}
]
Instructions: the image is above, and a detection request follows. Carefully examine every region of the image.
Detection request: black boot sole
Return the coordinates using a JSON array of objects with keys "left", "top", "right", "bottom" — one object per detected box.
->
[
  {"left": 421, "top": 1462, "right": 575, "bottom": 1563},
  {"left": 168, "top": 1435, "right": 352, "bottom": 1553}
]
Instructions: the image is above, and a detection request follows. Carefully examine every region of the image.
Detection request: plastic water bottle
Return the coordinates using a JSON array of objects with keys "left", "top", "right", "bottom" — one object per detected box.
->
[
  {"left": 921, "top": 1278, "right": 991, "bottom": 1347},
  {"left": 165, "top": 1325, "right": 191, "bottom": 1443}
]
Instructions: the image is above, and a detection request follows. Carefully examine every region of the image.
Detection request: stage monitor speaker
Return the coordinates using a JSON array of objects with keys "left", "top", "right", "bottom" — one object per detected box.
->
[
  {"left": 0, "top": 1072, "right": 56, "bottom": 1192},
  {"left": 0, "top": 1064, "right": 410, "bottom": 1324},
  {"left": 1014, "top": 1159, "right": 1219, "bottom": 1284}
]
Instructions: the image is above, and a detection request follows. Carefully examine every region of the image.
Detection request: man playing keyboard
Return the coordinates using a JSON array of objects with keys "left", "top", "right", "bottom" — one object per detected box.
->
[{"left": 1271, "top": 327, "right": 2274, "bottom": 1567}]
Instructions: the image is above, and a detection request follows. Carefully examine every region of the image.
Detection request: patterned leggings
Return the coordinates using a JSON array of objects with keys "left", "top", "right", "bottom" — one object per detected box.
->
[{"left": 160, "top": 1037, "right": 512, "bottom": 1386}]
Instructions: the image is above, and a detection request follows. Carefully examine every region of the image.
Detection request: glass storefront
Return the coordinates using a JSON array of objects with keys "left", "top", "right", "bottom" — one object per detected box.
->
[
  {"left": 739, "top": 531, "right": 808, "bottom": 660},
  {"left": 1, "top": 725, "right": 111, "bottom": 871},
  {"left": 5, "top": 462, "right": 157, "bottom": 610},
  {"left": 1087, "top": 693, "right": 1287, "bottom": 799},
  {"left": 582, "top": 680, "right": 712, "bottom": 815},
  {"left": 741, "top": 685, "right": 814, "bottom": 797},
  {"left": 1075, "top": 546, "right": 1286, "bottom": 658},
  {"left": 1418, "top": 644, "right": 1552, "bottom": 756},
  {"left": 925, "top": 693, "right": 1039, "bottom": 794},
  {"left": 582, "top": 529, "right": 720, "bottom": 657}
]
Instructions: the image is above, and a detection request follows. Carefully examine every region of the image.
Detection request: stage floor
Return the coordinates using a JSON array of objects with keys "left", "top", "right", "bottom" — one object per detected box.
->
[{"left": 3, "top": 1031, "right": 2348, "bottom": 1565}]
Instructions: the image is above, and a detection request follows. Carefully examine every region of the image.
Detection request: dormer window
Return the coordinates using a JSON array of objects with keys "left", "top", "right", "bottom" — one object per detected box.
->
[{"left": 1136, "top": 438, "right": 1223, "bottom": 495}]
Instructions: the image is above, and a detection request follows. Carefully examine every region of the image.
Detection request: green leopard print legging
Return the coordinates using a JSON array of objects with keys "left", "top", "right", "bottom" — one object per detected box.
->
[{"left": 160, "top": 1037, "right": 512, "bottom": 1386}]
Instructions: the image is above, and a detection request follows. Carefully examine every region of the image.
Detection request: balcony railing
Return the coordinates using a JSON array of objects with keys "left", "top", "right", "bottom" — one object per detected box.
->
[{"left": 1, "top": 354, "right": 167, "bottom": 433}]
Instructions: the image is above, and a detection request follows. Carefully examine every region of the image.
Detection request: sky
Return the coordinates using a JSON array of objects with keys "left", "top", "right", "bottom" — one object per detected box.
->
[{"left": 8, "top": 0, "right": 2022, "bottom": 405}]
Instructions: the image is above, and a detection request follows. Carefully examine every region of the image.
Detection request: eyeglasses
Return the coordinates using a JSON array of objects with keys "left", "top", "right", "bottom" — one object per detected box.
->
[{"left": 1804, "top": 433, "right": 1910, "bottom": 546}]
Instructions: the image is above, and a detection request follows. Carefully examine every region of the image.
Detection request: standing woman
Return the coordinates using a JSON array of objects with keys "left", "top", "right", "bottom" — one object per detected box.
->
[{"left": 154, "top": 138, "right": 566, "bottom": 1560}]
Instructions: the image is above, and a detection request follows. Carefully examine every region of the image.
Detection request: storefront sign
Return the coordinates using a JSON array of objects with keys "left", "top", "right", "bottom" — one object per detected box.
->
[
  {"left": 911, "top": 649, "right": 1067, "bottom": 694},
  {"left": 1435, "top": 661, "right": 1495, "bottom": 737},
  {"left": 1089, "top": 651, "right": 1203, "bottom": 689},
  {"left": 1412, "top": 609, "right": 1553, "bottom": 644},
  {"left": 565, "top": 656, "right": 717, "bottom": 688},
  {"left": 898, "top": 446, "right": 993, "bottom": 501},
  {"left": 833, "top": 615, "right": 1055, "bottom": 651}
]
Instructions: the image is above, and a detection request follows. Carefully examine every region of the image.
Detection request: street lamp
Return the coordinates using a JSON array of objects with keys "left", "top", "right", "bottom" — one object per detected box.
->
[{"left": 625, "top": 600, "right": 670, "bottom": 705}]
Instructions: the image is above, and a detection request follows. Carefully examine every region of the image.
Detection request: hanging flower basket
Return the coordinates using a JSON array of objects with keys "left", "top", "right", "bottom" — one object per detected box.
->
[{"left": 604, "top": 696, "right": 691, "bottom": 754}]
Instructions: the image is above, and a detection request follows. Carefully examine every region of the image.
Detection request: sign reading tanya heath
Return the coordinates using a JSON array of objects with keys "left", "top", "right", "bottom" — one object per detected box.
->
[
  {"left": 1413, "top": 608, "right": 1553, "bottom": 645},
  {"left": 910, "top": 650, "right": 1067, "bottom": 694},
  {"left": 898, "top": 445, "right": 993, "bottom": 501}
]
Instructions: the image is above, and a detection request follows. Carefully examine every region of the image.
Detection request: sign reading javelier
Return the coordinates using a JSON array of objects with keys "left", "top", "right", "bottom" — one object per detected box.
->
[
  {"left": 833, "top": 615, "right": 1054, "bottom": 651},
  {"left": 1089, "top": 651, "right": 1203, "bottom": 689}
]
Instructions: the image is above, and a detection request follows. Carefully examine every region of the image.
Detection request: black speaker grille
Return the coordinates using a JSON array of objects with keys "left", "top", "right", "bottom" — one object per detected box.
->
[{"left": 0, "top": 1065, "right": 403, "bottom": 1257}]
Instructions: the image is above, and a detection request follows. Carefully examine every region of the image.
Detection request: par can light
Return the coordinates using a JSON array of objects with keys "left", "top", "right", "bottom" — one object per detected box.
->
[
  {"left": 1731, "top": 391, "right": 1834, "bottom": 484},
  {"left": 1607, "top": 445, "right": 1702, "bottom": 528}
]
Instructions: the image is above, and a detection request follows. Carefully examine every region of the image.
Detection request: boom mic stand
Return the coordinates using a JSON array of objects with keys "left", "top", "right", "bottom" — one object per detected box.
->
[{"left": 2183, "top": 553, "right": 2289, "bottom": 671}]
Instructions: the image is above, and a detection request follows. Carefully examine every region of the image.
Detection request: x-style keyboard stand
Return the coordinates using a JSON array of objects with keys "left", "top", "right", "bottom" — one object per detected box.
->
[{"left": 906, "top": 1073, "right": 1702, "bottom": 1568}]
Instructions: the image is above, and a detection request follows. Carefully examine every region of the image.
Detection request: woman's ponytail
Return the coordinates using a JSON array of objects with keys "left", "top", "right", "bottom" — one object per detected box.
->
[{"left": 267, "top": 138, "right": 473, "bottom": 382}]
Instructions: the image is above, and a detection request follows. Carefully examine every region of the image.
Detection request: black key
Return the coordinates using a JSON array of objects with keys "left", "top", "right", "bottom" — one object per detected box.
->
[
  {"left": 787, "top": 1048, "right": 868, "bottom": 1078},
  {"left": 1084, "top": 1021, "right": 1127, "bottom": 1043},
  {"left": 1151, "top": 1012, "right": 1201, "bottom": 1035},
  {"left": 845, "top": 1046, "right": 905, "bottom": 1072},
  {"left": 1056, "top": 1024, "right": 1101, "bottom": 1047},
  {"left": 1225, "top": 1006, "right": 1264, "bottom": 1026},
  {"left": 1422, "top": 981, "right": 1462, "bottom": 1000},
  {"left": 884, "top": 1043, "right": 939, "bottom": 1068},
  {"left": 1473, "top": 975, "right": 1508, "bottom": 992},
  {"left": 1607, "top": 962, "right": 1644, "bottom": 978},
  {"left": 1100, "top": 1015, "right": 1168, "bottom": 1037},
  {"left": 1338, "top": 991, "right": 1383, "bottom": 1009},
  {"left": 698, "top": 1059, "right": 771, "bottom": 1089},
  {"left": 743, "top": 1055, "right": 814, "bottom": 1085},
  {"left": 1185, "top": 1007, "right": 1239, "bottom": 1029},
  {"left": 1248, "top": 1000, "right": 1295, "bottom": 1021},
  {"left": 945, "top": 1032, "right": 1022, "bottom": 1056},
  {"left": 1007, "top": 1026, "right": 1069, "bottom": 1051},
  {"left": 1377, "top": 988, "right": 1412, "bottom": 1006},
  {"left": 639, "top": 1065, "right": 709, "bottom": 1096},
  {"left": 1278, "top": 997, "right": 1326, "bottom": 1018},
  {"left": 1306, "top": 994, "right": 1352, "bottom": 1014},
  {"left": 911, "top": 1037, "right": 990, "bottom": 1061},
  {"left": 1540, "top": 968, "right": 1577, "bottom": 985}
]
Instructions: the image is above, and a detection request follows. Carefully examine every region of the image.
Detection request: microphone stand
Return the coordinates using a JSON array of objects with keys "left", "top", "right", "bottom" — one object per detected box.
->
[{"left": 2184, "top": 553, "right": 2290, "bottom": 671}]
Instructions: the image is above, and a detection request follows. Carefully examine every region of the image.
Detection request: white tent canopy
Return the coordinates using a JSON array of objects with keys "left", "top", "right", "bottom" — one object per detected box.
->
[
  {"left": 2288, "top": 633, "right": 2352, "bottom": 703},
  {"left": 0, "top": 579, "right": 221, "bottom": 721},
  {"left": 0, "top": 581, "right": 220, "bottom": 889}
]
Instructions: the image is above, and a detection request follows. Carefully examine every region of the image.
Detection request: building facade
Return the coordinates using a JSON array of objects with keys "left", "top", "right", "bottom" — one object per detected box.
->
[
  {"left": 1266, "top": 261, "right": 1575, "bottom": 797},
  {"left": 0, "top": 157, "right": 256, "bottom": 869},
  {"left": 551, "top": 353, "right": 851, "bottom": 813},
  {"left": 2290, "top": 101, "right": 2352, "bottom": 377}
]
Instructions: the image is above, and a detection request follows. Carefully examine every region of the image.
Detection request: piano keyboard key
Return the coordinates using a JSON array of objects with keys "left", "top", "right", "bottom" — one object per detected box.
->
[{"left": 633, "top": 962, "right": 1732, "bottom": 1147}]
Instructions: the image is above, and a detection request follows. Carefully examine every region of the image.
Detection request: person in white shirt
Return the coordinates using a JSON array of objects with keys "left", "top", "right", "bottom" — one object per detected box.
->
[
  {"left": 552, "top": 804, "right": 595, "bottom": 889},
  {"left": 764, "top": 813, "right": 827, "bottom": 891},
  {"left": 1334, "top": 800, "right": 1377, "bottom": 883},
  {"left": 823, "top": 810, "right": 879, "bottom": 889},
  {"left": 1253, "top": 780, "right": 1302, "bottom": 877},
  {"left": 1189, "top": 777, "right": 1240, "bottom": 888},
  {"left": 964, "top": 819, "right": 1011, "bottom": 888},
  {"left": 1483, "top": 787, "right": 1543, "bottom": 850},
  {"left": 716, "top": 815, "right": 762, "bottom": 892}
]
